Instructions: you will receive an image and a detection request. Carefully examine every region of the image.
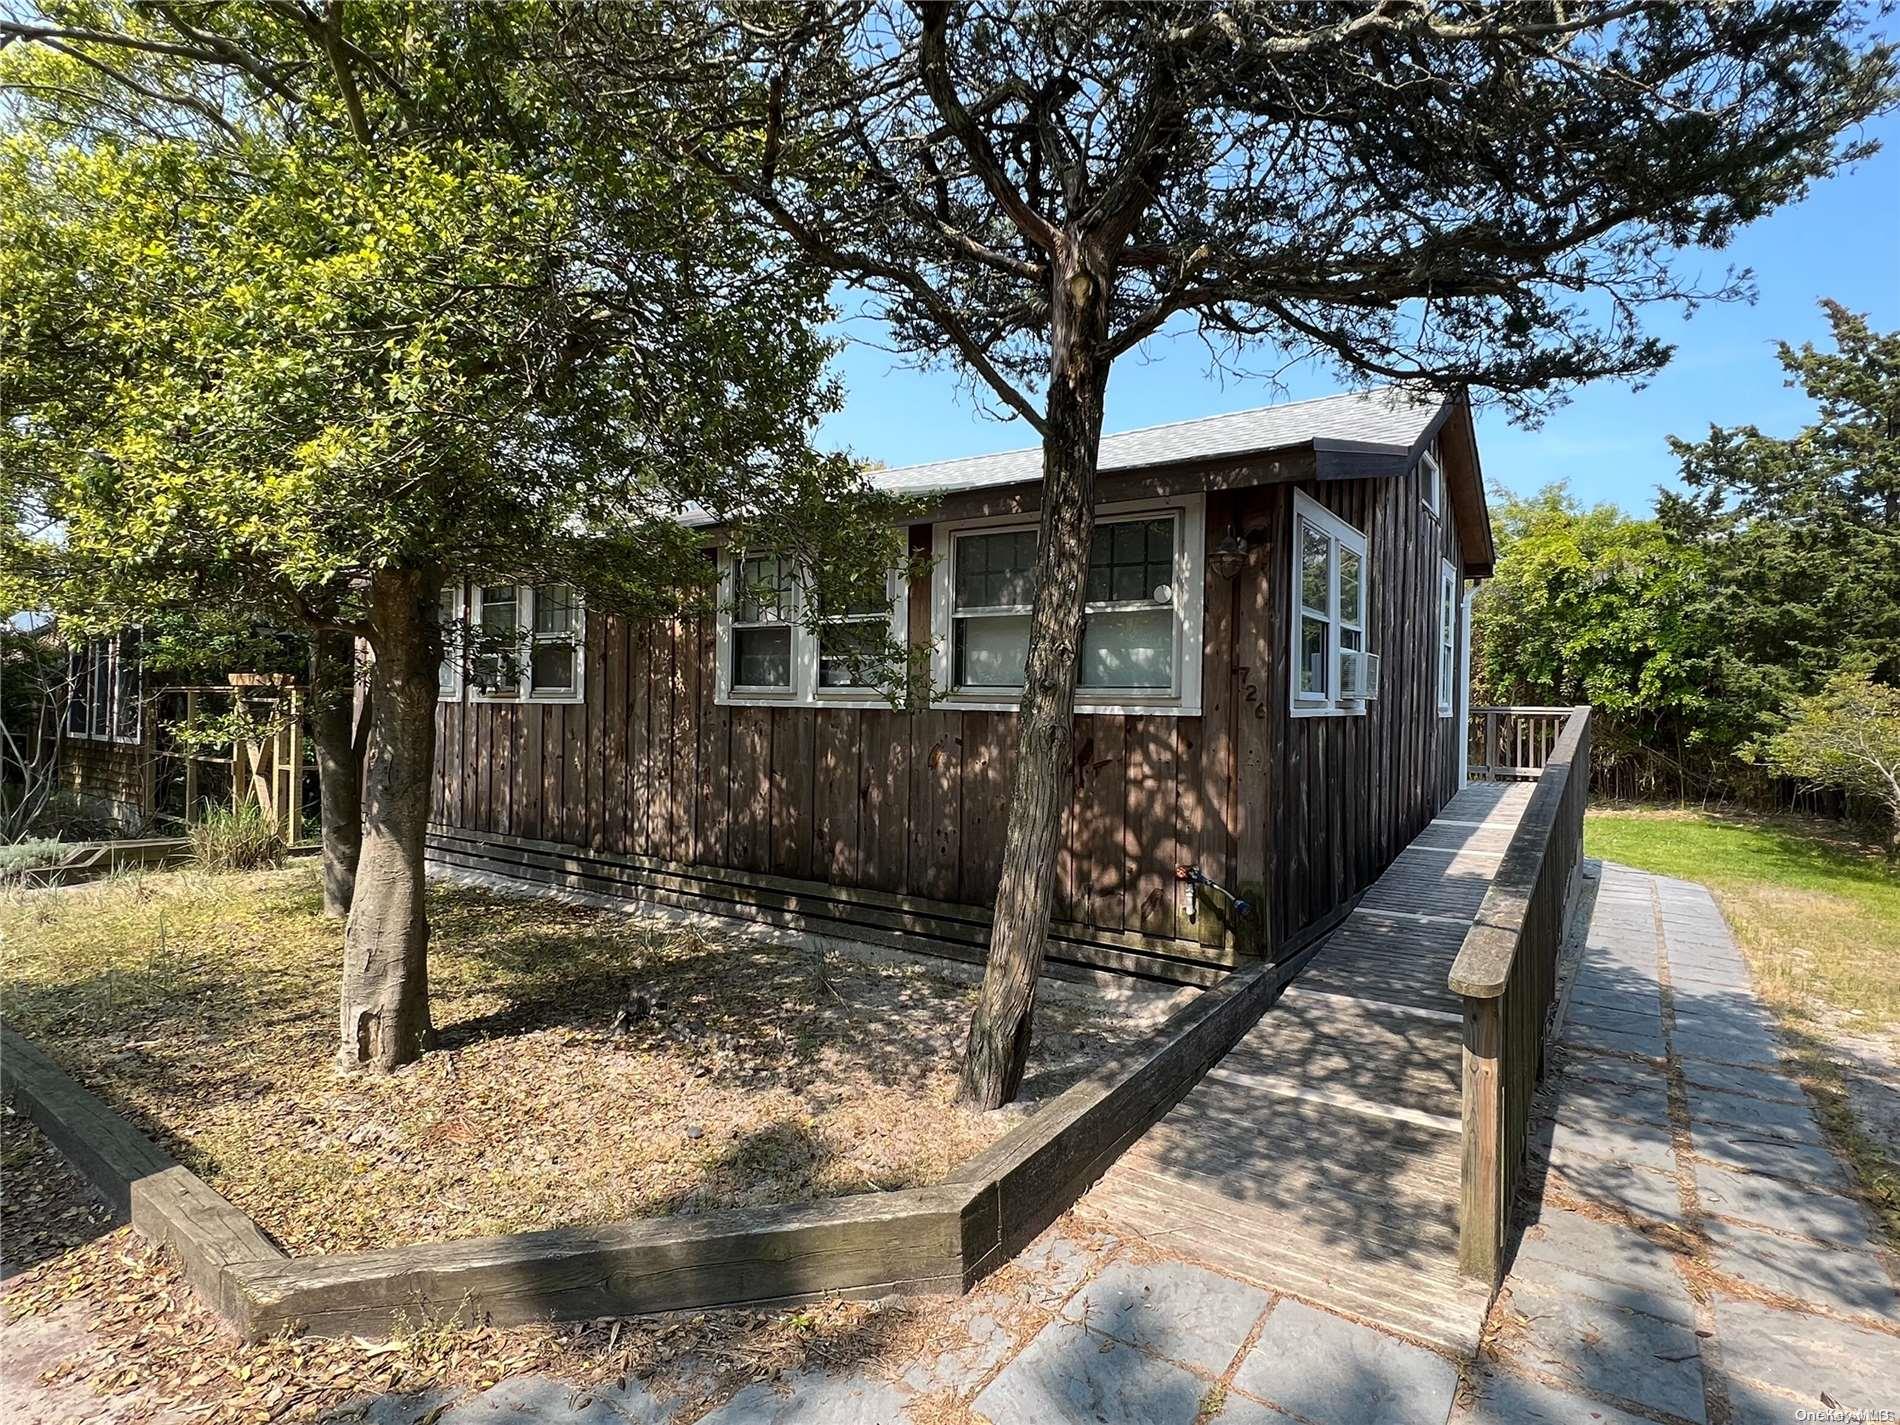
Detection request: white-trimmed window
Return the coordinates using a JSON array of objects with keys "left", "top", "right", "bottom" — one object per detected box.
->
[
  {"left": 728, "top": 551, "right": 798, "bottom": 695},
  {"left": 1421, "top": 440, "right": 1443, "bottom": 518},
  {"left": 930, "top": 495, "right": 1205, "bottom": 715},
  {"left": 65, "top": 632, "right": 142, "bottom": 743},
  {"left": 1290, "top": 492, "right": 1370, "bottom": 717},
  {"left": 714, "top": 548, "right": 909, "bottom": 708},
  {"left": 463, "top": 581, "right": 584, "bottom": 704},
  {"left": 1438, "top": 559, "right": 1458, "bottom": 716},
  {"left": 437, "top": 581, "right": 464, "bottom": 701}
]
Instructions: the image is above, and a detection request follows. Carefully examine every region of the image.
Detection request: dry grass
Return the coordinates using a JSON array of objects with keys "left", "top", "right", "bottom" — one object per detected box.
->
[
  {"left": 0, "top": 864, "right": 1137, "bottom": 1255},
  {"left": 1585, "top": 806, "right": 1899, "bottom": 1026},
  {"left": 0, "top": 1114, "right": 978, "bottom": 1424}
]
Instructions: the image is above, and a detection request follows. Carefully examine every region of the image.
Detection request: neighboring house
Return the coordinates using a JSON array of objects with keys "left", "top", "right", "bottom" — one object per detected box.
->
[
  {"left": 60, "top": 630, "right": 152, "bottom": 829},
  {"left": 56, "top": 631, "right": 309, "bottom": 836},
  {"left": 426, "top": 386, "right": 1493, "bottom": 986}
]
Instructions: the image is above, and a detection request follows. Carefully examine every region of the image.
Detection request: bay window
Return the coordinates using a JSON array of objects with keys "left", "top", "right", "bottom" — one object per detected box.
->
[
  {"left": 931, "top": 495, "right": 1205, "bottom": 714},
  {"left": 1290, "top": 492, "right": 1370, "bottom": 716}
]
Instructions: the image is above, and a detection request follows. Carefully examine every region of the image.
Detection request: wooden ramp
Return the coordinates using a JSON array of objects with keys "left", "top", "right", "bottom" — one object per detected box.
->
[{"left": 1080, "top": 781, "right": 1536, "bottom": 1354}]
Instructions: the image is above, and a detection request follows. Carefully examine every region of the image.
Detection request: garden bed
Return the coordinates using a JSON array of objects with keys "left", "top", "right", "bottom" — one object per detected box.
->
[{"left": 0, "top": 865, "right": 1152, "bottom": 1257}]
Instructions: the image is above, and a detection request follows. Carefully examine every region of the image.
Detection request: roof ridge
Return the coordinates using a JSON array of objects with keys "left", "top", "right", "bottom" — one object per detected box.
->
[
  {"left": 1096, "top": 383, "right": 1407, "bottom": 443},
  {"left": 867, "top": 384, "right": 1418, "bottom": 479}
]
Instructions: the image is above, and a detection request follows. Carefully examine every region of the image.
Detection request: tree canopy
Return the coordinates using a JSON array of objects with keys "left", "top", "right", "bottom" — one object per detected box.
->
[
  {"left": 563, "top": 0, "right": 1898, "bottom": 1104},
  {"left": 0, "top": 0, "right": 896, "bottom": 1071},
  {"left": 1475, "top": 303, "right": 1900, "bottom": 807},
  {"left": 1662, "top": 299, "right": 1900, "bottom": 692}
]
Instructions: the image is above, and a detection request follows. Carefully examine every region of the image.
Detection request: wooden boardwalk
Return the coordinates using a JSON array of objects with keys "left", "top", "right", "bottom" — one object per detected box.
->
[{"left": 1080, "top": 780, "right": 1537, "bottom": 1354}]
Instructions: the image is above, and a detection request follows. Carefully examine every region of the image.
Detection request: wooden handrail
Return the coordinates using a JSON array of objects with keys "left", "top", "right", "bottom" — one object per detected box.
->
[
  {"left": 1450, "top": 707, "right": 1591, "bottom": 998},
  {"left": 1451, "top": 705, "right": 1592, "bottom": 1283}
]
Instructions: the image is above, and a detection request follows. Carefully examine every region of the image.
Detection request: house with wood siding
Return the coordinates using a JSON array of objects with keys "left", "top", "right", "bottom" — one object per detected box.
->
[{"left": 425, "top": 386, "right": 1494, "bottom": 986}]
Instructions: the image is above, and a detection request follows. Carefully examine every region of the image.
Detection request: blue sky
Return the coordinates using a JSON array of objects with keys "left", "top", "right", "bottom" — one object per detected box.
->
[{"left": 817, "top": 111, "right": 1900, "bottom": 517}]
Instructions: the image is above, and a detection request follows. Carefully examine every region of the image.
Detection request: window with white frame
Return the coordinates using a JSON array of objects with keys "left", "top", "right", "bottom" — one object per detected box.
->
[
  {"left": 1290, "top": 492, "right": 1370, "bottom": 716},
  {"left": 1439, "top": 559, "right": 1458, "bottom": 716},
  {"left": 1421, "top": 441, "right": 1443, "bottom": 518},
  {"left": 715, "top": 548, "right": 908, "bottom": 707},
  {"left": 931, "top": 496, "right": 1205, "bottom": 713},
  {"left": 437, "top": 582, "right": 463, "bottom": 700},
  {"left": 729, "top": 552, "right": 798, "bottom": 694},
  {"left": 463, "top": 581, "right": 584, "bottom": 703},
  {"left": 817, "top": 575, "right": 899, "bottom": 691},
  {"left": 64, "top": 632, "right": 142, "bottom": 743}
]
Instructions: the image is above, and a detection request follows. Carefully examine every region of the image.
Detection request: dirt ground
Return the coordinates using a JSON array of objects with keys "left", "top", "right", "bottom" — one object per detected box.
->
[
  {"left": 2, "top": 1110, "right": 1073, "bottom": 1425},
  {"left": 0, "top": 865, "right": 1159, "bottom": 1255}
]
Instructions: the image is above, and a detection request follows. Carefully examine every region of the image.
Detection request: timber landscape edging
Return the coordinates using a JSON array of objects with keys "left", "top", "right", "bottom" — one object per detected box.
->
[{"left": 0, "top": 958, "right": 1280, "bottom": 1340}]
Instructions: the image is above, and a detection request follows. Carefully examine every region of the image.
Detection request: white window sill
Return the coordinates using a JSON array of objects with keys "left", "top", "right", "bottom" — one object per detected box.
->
[
  {"left": 1291, "top": 701, "right": 1368, "bottom": 719},
  {"left": 935, "top": 692, "right": 1202, "bottom": 717}
]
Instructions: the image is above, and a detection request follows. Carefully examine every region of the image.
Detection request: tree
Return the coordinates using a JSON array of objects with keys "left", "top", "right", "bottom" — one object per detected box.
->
[
  {"left": 0, "top": 616, "right": 72, "bottom": 841},
  {"left": 1469, "top": 484, "right": 1763, "bottom": 797},
  {"left": 0, "top": 2, "right": 892, "bottom": 1069},
  {"left": 1751, "top": 666, "right": 1900, "bottom": 855},
  {"left": 1662, "top": 300, "right": 1900, "bottom": 691},
  {"left": 568, "top": 0, "right": 1898, "bottom": 1105}
]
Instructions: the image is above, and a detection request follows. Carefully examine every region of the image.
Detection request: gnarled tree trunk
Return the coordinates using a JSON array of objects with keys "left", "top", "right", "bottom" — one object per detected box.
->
[
  {"left": 309, "top": 625, "right": 364, "bottom": 919},
  {"left": 957, "top": 245, "right": 1112, "bottom": 1109},
  {"left": 338, "top": 569, "right": 439, "bottom": 1072}
]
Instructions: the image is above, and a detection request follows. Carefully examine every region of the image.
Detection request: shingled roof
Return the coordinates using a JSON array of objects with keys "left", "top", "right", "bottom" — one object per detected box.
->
[{"left": 868, "top": 386, "right": 1446, "bottom": 498}]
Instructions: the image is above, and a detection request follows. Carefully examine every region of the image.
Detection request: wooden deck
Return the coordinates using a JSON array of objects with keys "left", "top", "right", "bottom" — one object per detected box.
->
[{"left": 1080, "top": 780, "right": 1537, "bottom": 1354}]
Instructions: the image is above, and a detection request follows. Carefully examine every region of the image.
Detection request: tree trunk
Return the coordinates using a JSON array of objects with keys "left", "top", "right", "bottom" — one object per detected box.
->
[
  {"left": 337, "top": 569, "right": 440, "bottom": 1072},
  {"left": 957, "top": 248, "right": 1112, "bottom": 1109},
  {"left": 309, "top": 626, "right": 364, "bottom": 919}
]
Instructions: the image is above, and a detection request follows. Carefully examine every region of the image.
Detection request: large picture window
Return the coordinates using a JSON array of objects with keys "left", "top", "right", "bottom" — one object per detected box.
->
[
  {"left": 1290, "top": 492, "right": 1370, "bottom": 717},
  {"left": 714, "top": 547, "right": 908, "bottom": 707},
  {"left": 930, "top": 495, "right": 1205, "bottom": 715},
  {"left": 461, "top": 581, "right": 585, "bottom": 704}
]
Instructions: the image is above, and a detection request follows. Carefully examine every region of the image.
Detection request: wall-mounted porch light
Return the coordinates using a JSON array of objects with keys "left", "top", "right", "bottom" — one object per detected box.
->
[{"left": 1208, "top": 524, "right": 1269, "bottom": 581}]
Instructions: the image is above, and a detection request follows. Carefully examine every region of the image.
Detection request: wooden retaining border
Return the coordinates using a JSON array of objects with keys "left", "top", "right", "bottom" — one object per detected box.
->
[
  {"left": 9, "top": 836, "right": 194, "bottom": 888},
  {"left": 1, "top": 960, "right": 1279, "bottom": 1340}
]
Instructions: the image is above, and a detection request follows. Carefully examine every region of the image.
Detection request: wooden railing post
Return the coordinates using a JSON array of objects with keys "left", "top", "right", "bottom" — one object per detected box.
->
[
  {"left": 1458, "top": 995, "right": 1503, "bottom": 1279},
  {"left": 1450, "top": 705, "right": 1593, "bottom": 1285}
]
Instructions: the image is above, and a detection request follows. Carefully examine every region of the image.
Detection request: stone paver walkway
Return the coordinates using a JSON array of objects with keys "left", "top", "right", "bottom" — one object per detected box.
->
[
  {"left": 1468, "top": 862, "right": 1900, "bottom": 1425},
  {"left": 9, "top": 863, "right": 1898, "bottom": 1425}
]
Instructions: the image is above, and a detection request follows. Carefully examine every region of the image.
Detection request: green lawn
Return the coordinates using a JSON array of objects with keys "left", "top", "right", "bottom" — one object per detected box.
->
[
  {"left": 1585, "top": 805, "right": 1899, "bottom": 1240},
  {"left": 1586, "top": 807, "right": 1899, "bottom": 1027}
]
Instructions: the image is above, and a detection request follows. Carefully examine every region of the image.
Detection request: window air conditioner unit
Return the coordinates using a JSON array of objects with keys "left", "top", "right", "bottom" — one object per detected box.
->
[{"left": 1341, "top": 650, "right": 1381, "bottom": 702}]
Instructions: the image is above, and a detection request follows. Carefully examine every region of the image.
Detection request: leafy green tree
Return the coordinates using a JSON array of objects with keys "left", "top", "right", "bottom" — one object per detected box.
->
[
  {"left": 1751, "top": 666, "right": 1900, "bottom": 855},
  {"left": 571, "top": 0, "right": 1898, "bottom": 1104},
  {"left": 1471, "top": 485, "right": 1767, "bottom": 795},
  {"left": 1663, "top": 300, "right": 1900, "bottom": 691},
  {"left": 0, "top": 3, "right": 890, "bottom": 1070}
]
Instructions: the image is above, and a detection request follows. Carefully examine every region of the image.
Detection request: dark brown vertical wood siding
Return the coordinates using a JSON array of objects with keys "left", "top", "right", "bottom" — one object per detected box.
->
[{"left": 427, "top": 459, "right": 1468, "bottom": 982}]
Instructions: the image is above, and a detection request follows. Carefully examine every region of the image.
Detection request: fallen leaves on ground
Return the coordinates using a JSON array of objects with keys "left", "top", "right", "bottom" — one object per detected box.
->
[{"left": 0, "top": 865, "right": 1135, "bottom": 1254}]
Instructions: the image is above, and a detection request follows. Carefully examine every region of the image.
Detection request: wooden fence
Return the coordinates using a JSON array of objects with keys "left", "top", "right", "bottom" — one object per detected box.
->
[
  {"left": 1468, "top": 706, "right": 1573, "bottom": 782},
  {"left": 1448, "top": 705, "right": 1592, "bottom": 1282}
]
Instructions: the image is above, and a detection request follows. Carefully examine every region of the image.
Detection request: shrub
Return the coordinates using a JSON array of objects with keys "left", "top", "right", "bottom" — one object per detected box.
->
[
  {"left": 188, "top": 803, "right": 286, "bottom": 872},
  {"left": 0, "top": 837, "right": 69, "bottom": 885}
]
